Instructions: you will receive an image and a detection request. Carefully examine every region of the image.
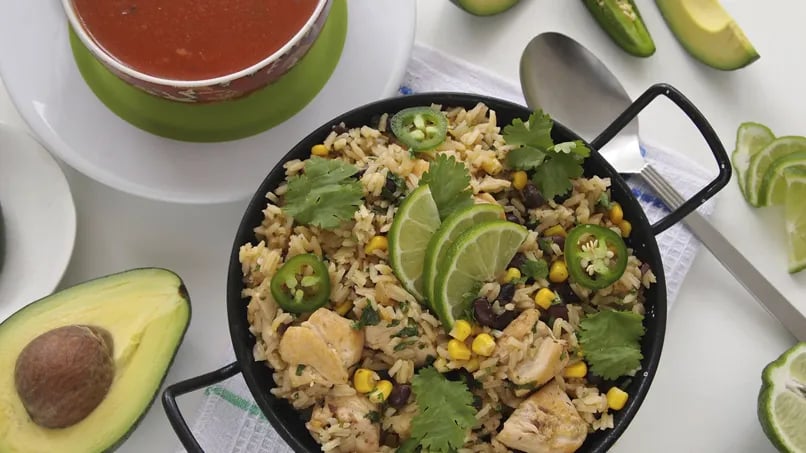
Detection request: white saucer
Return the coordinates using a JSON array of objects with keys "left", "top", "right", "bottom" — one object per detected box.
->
[
  {"left": 0, "top": 123, "right": 76, "bottom": 322},
  {"left": 0, "top": 0, "right": 416, "bottom": 204}
]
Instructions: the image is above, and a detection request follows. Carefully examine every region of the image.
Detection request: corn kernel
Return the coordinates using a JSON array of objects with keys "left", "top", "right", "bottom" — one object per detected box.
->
[
  {"left": 448, "top": 339, "right": 472, "bottom": 361},
  {"left": 464, "top": 357, "right": 480, "bottom": 372},
  {"left": 618, "top": 220, "right": 632, "bottom": 238},
  {"left": 563, "top": 361, "right": 588, "bottom": 378},
  {"left": 543, "top": 224, "right": 567, "bottom": 238},
  {"left": 549, "top": 260, "right": 569, "bottom": 283},
  {"left": 335, "top": 301, "right": 353, "bottom": 316},
  {"left": 606, "top": 387, "right": 629, "bottom": 411},
  {"left": 534, "top": 288, "right": 556, "bottom": 310},
  {"left": 608, "top": 202, "right": 624, "bottom": 224},
  {"left": 353, "top": 368, "right": 378, "bottom": 394},
  {"left": 471, "top": 333, "right": 496, "bottom": 356},
  {"left": 502, "top": 267, "right": 521, "bottom": 284},
  {"left": 449, "top": 320, "right": 472, "bottom": 341},
  {"left": 434, "top": 357, "right": 449, "bottom": 373},
  {"left": 482, "top": 159, "right": 503, "bottom": 175},
  {"left": 512, "top": 171, "right": 528, "bottom": 190},
  {"left": 368, "top": 380, "right": 394, "bottom": 403},
  {"left": 311, "top": 144, "right": 329, "bottom": 157},
  {"left": 364, "top": 236, "right": 388, "bottom": 254}
]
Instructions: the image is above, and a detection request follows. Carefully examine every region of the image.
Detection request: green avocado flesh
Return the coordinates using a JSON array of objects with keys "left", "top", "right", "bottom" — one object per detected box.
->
[
  {"left": 655, "top": 0, "right": 759, "bottom": 70},
  {"left": 450, "top": 0, "right": 520, "bottom": 16},
  {"left": 0, "top": 268, "right": 191, "bottom": 453}
]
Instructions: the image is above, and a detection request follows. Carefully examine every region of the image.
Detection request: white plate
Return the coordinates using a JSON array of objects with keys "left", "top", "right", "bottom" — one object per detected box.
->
[
  {"left": 0, "top": 123, "right": 76, "bottom": 322},
  {"left": 0, "top": 0, "right": 415, "bottom": 204}
]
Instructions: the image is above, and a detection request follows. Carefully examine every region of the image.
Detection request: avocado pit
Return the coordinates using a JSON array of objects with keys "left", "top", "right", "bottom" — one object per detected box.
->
[{"left": 14, "top": 324, "right": 115, "bottom": 429}]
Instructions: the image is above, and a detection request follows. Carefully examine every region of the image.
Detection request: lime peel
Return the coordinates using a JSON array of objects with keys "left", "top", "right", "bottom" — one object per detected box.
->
[{"left": 758, "top": 342, "right": 806, "bottom": 453}]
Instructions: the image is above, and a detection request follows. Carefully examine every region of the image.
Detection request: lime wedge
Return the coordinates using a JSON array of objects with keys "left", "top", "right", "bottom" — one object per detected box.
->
[
  {"left": 759, "top": 151, "right": 806, "bottom": 206},
  {"left": 785, "top": 168, "right": 806, "bottom": 274},
  {"left": 432, "top": 220, "right": 527, "bottom": 329},
  {"left": 746, "top": 136, "right": 806, "bottom": 207},
  {"left": 388, "top": 185, "right": 441, "bottom": 302},
  {"left": 758, "top": 342, "right": 806, "bottom": 453},
  {"left": 732, "top": 122, "right": 775, "bottom": 200},
  {"left": 422, "top": 203, "right": 504, "bottom": 307}
]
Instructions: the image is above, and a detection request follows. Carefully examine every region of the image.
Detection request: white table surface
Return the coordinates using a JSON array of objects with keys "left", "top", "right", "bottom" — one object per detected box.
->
[{"left": 1, "top": 1, "right": 802, "bottom": 452}]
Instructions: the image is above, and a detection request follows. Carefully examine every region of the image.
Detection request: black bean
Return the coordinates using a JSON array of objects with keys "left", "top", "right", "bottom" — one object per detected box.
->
[
  {"left": 505, "top": 213, "right": 521, "bottom": 224},
  {"left": 540, "top": 303, "right": 569, "bottom": 324},
  {"left": 387, "top": 384, "right": 411, "bottom": 409},
  {"left": 548, "top": 235, "right": 566, "bottom": 251},
  {"left": 472, "top": 395, "right": 483, "bottom": 411},
  {"left": 521, "top": 183, "right": 546, "bottom": 209},
  {"left": 473, "top": 298, "right": 496, "bottom": 328},
  {"left": 640, "top": 262, "right": 651, "bottom": 276},
  {"left": 551, "top": 283, "right": 579, "bottom": 304},
  {"left": 493, "top": 310, "right": 519, "bottom": 330},
  {"left": 383, "top": 432, "right": 400, "bottom": 448},
  {"left": 508, "top": 253, "right": 527, "bottom": 270},
  {"left": 553, "top": 190, "right": 572, "bottom": 205},
  {"left": 498, "top": 283, "right": 516, "bottom": 303},
  {"left": 331, "top": 123, "right": 348, "bottom": 134}
]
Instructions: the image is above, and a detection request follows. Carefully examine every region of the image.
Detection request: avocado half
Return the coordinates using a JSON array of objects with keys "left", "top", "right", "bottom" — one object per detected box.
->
[
  {"left": 655, "top": 0, "right": 759, "bottom": 70},
  {"left": 0, "top": 268, "right": 191, "bottom": 453},
  {"left": 450, "top": 0, "right": 521, "bottom": 16}
]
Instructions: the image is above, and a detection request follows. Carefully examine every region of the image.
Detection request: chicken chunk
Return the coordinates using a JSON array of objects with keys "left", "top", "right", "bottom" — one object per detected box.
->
[
  {"left": 279, "top": 308, "right": 364, "bottom": 387},
  {"left": 502, "top": 308, "right": 541, "bottom": 340},
  {"left": 364, "top": 323, "right": 436, "bottom": 366},
  {"left": 496, "top": 380, "right": 588, "bottom": 453},
  {"left": 309, "top": 392, "right": 380, "bottom": 453},
  {"left": 499, "top": 309, "right": 568, "bottom": 386}
]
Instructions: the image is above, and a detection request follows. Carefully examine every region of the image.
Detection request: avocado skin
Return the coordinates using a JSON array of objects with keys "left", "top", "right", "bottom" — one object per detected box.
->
[
  {"left": 582, "top": 0, "right": 656, "bottom": 57},
  {"left": 0, "top": 268, "right": 192, "bottom": 453},
  {"left": 450, "top": 0, "right": 521, "bottom": 16}
]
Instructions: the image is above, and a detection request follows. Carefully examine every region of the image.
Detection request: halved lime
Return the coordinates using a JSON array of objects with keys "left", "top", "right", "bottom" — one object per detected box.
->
[
  {"left": 732, "top": 122, "right": 775, "bottom": 200},
  {"left": 785, "top": 168, "right": 806, "bottom": 274},
  {"left": 758, "top": 342, "right": 806, "bottom": 453},
  {"left": 759, "top": 151, "right": 806, "bottom": 206},
  {"left": 422, "top": 203, "right": 504, "bottom": 307},
  {"left": 432, "top": 220, "right": 528, "bottom": 329},
  {"left": 746, "top": 136, "right": 806, "bottom": 207},
  {"left": 388, "top": 185, "right": 441, "bottom": 302}
]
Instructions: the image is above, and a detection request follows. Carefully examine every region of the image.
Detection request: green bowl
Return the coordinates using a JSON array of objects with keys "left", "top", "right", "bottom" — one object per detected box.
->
[{"left": 69, "top": 0, "right": 348, "bottom": 143}]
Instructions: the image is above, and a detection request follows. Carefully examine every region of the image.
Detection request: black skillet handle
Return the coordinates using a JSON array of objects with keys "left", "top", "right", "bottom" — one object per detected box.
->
[
  {"left": 590, "top": 83, "right": 731, "bottom": 236},
  {"left": 162, "top": 361, "right": 242, "bottom": 453}
]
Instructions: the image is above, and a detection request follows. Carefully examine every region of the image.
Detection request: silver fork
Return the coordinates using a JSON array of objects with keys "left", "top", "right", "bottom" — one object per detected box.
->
[{"left": 641, "top": 164, "right": 806, "bottom": 340}]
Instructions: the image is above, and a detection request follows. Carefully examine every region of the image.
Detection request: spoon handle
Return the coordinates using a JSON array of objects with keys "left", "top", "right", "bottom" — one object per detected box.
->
[{"left": 642, "top": 164, "right": 806, "bottom": 341}]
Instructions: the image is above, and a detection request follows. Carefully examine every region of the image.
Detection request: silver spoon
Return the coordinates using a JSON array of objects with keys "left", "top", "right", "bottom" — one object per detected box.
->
[{"left": 520, "top": 31, "right": 805, "bottom": 341}]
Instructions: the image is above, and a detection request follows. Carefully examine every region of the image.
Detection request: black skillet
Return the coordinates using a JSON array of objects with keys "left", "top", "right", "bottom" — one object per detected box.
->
[{"left": 163, "top": 84, "right": 731, "bottom": 452}]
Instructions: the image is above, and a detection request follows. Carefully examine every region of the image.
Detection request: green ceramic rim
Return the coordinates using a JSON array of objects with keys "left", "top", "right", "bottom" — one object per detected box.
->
[{"left": 69, "top": 0, "right": 348, "bottom": 143}]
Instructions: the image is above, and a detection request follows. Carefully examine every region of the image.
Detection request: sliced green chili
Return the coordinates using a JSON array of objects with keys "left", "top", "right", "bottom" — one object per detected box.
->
[
  {"left": 390, "top": 107, "right": 448, "bottom": 152},
  {"left": 270, "top": 253, "right": 331, "bottom": 313},
  {"left": 564, "top": 224, "right": 628, "bottom": 290}
]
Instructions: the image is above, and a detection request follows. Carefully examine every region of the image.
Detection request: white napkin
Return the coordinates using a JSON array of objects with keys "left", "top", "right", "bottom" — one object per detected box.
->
[{"left": 179, "top": 42, "right": 716, "bottom": 453}]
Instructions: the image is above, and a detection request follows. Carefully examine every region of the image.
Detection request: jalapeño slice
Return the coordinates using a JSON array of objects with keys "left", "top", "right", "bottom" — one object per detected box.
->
[
  {"left": 564, "top": 224, "right": 628, "bottom": 290},
  {"left": 270, "top": 253, "right": 331, "bottom": 313},
  {"left": 390, "top": 107, "right": 448, "bottom": 152}
]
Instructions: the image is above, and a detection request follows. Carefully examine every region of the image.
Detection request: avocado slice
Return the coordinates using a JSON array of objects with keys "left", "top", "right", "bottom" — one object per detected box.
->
[
  {"left": 655, "top": 0, "right": 759, "bottom": 70},
  {"left": 450, "top": 0, "right": 520, "bottom": 16},
  {"left": 0, "top": 268, "right": 191, "bottom": 453}
]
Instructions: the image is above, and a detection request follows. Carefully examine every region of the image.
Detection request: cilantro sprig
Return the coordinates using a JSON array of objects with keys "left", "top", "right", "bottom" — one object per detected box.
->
[
  {"left": 504, "top": 111, "right": 591, "bottom": 200},
  {"left": 578, "top": 309, "right": 645, "bottom": 380},
  {"left": 283, "top": 157, "right": 364, "bottom": 229},
  {"left": 407, "top": 367, "right": 477, "bottom": 453},
  {"left": 419, "top": 154, "right": 473, "bottom": 220}
]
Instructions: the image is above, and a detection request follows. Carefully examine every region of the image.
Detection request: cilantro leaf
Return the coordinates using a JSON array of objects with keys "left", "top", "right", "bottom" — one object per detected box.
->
[
  {"left": 284, "top": 157, "right": 364, "bottom": 229},
  {"left": 410, "top": 367, "right": 477, "bottom": 452},
  {"left": 352, "top": 304, "right": 380, "bottom": 330},
  {"left": 521, "top": 259, "right": 548, "bottom": 280},
  {"left": 578, "top": 310, "right": 645, "bottom": 380},
  {"left": 551, "top": 140, "right": 592, "bottom": 160},
  {"left": 532, "top": 153, "right": 584, "bottom": 200},
  {"left": 505, "top": 146, "right": 547, "bottom": 171},
  {"left": 420, "top": 154, "right": 473, "bottom": 220},
  {"left": 502, "top": 111, "right": 554, "bottom": 150}
]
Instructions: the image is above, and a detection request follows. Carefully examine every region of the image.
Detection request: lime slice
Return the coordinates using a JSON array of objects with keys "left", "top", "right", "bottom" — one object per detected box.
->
[
  {"left": 732, "top": 122, "right": 775, "bottom": 200},
  {"left": 759, "top": 151, "right": 806, "bottom": 206},
  {"left": 422, "top": 203, "right": 504, "bottom": 307},
  {"left": 433, "top": 220, "right": 528, "bottom": 329},
  {"left": 388, "top": 185, "right": 441, "bottom": 302},
  {"left": 758, "top": 342, "right": 806, "bottom": 453},
  {"left": 746, "top": 136, "right": 806, "bottom": 207},
  {"left": 785, "top": 168, "right": 806, "bottom": 274}
]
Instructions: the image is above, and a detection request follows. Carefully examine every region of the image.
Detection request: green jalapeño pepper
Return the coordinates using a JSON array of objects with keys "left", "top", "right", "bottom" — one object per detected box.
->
[
  {"left": 270, "top": 254, "right": 331, "bottom": 314},
  {"left": 390, "top": 107, "right": 448, "bottom": 152},
  {"left": 564, "top": 224, "right": 628, "bottom": 290},
  {"left": 582, "top": 0, "right": 656, "bottom": 57}
]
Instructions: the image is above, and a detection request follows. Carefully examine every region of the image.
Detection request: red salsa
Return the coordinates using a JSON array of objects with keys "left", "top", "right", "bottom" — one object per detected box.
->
[{"left": 73, "top": 0, "right": 319, "bottom": 80}]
